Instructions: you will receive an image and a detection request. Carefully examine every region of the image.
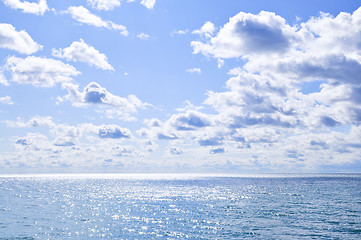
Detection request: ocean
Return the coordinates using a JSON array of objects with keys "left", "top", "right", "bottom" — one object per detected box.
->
[{"left": 0, "top": 174, "right": 360, "bottom": 239}]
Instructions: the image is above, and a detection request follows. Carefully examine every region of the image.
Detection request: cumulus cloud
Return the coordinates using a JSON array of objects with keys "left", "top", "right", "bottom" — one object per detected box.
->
[
  {"left": 98, "top": 125, "right": 132, "bottom": 139},
  {"left": 137, "top": 33, "right": 150, "bottom": 40},
  {"left": 52, "top": 39, "right": 114, "bottom": 70},
  {"left": 140, "top": 0, "right": 155, "bottom": 9},
  {"left": 4, "top": 56, "right": 80, "bottom": 87},
  {"left": 134, "top": 7, "right": 361, "bottom": 165},
  {"left": 192, "top": 21, "right": 215, "bottom": 38},
  {"left": 0, "top": 96, "right": 13, "bottom": 105},
  {"left": 186, "top": 67, "right": 201, "bottom": 74},
  {"left": 5, "top": 119, "right": 148, "bottom": 169},
  {"left": 8, "top": 117, "right": 134, "bottom": 146},
  {"left": 61, "top": 82, "right": 149, "bottom": 120},
  {"left": 168, "top": 110, "right": 212, "bottom": 131},
  {"left": 87, "top": 0, "right": 121, "bottom": 11},
  {"left": 3, "top": 0, "right": 48, "bottom": 15},
  {"left": 0, "top": 23, "right": 42, "bottom": 54},
  {"left": 66, "top": 6, "right": 128, "bottom": 36},
  {"left": 191, "top": 11, "right": 296, "bottom": 58}
]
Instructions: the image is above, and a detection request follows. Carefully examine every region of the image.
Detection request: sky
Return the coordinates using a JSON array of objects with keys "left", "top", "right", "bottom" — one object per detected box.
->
[{"left": 0, "top": 0, "right": 361, "bottom": 174}]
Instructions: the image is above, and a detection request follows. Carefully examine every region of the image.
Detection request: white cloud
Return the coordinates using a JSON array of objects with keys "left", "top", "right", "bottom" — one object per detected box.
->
[
  {"left": 4, "top": 56, "right": 80, "bottom": 87},
  {"left": 0, "top": 96, "right": 13, "bottom": 105},
  {"left": 3, "top": 0, "right": 48, "bottom": 15},
  {"left": 98, "top": 125, "right": 132, "bottom": 139},
  {"left": 132, "top": 7, "right": 361, "bottom": 169},
  {"left": 66, "top": 6, "right": 128, "bottom": 36},
  {"left": 0, "top": 23, "right": 42, "bottom": 54},
  {"left": 61, "top": 82, "right": 150, "bottom": 120},
  {"left": 192, "top": 21, "right": 215, "bottom": 38},
  {"left": 186, "top": 67, "right": 201, "bottom": 74},
  {"left": 168, "top": 110, "right": 213, "bottom": 131},
  {"left": 137, "top": 33, "right": 150, "bottom": 40},
  {"left": 217, "top": 58, "right": 224, "bottom": 68},
  {"left": 191, "top": 11, "right": 297, "bottom": 58},
  {"left": 3, "top": 118, "right": 153, "bottom": 169},
  {"left": 140, "top": 0, "right": 155, "bottom": 9},
  {"left": 87, "top": 0, "right": 121, "bottom": 11},
  {"left": 52, "top": 39, "right": 114, "bottom": 71},
  {"left": 170, "top": 29, "right": 188, "bottom": 36}
]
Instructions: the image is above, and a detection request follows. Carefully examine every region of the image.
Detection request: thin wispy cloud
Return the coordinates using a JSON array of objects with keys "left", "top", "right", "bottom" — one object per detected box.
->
[{"left": 66, "top": 6, "right": 128, "bottom": 36}]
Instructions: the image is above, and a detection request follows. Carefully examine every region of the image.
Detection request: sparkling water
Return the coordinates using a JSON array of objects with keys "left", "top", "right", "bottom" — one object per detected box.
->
[{"left": 0, "top": 174, "right": 360, "bottom": 239}]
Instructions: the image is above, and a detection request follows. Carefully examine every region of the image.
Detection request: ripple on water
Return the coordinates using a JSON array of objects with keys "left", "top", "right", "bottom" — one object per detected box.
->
[{"left": 0, "top": 174, "right": 360, "bottom": 239}]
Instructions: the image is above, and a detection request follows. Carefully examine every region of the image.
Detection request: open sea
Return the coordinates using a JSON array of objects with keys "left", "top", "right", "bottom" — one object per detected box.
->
[{"left": 0, "top": 173, "right": 360, "bottom": 239}]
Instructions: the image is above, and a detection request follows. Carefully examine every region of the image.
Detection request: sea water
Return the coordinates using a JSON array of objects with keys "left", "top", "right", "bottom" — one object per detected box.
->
[{"left": 0, "top": 174, "right": 360, "bottom": 239}]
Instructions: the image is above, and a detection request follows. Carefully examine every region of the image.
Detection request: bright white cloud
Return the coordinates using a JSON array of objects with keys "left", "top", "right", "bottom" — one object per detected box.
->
[
  {"left": 186, "top": 67, "right": 201, "bottom": 74},
  {"left": 3, "top": 0, "right": 48, "bottom": 15},
  {"left": 66, "top": 6, "right": 128, "bottom": 36},
  {"left": 87, "top": 0, "right": 121, "bottom": 11},
  {"left": 4, "top": 56, "right": 80, "bottom": 87},
  {"left": 191, "top": 11, "right": 297, "bottom": 58},
  {"left": 132, "top": 7, "right": 361, "bottom": 169},
  {"left": 0, "top": 96, "right": 13, "bottom": 105},
  {"left": 137, "top": 33, "right": 150, "bottom": 40},
  {"left": 52, "top": 39, "right": 114, "bottom": 71},
  {"left": 192, "top": 21, "right": 215, "bottom": 38},
  {"left": 140, "top": 0, "right": 155, "bottom": 9},
  {"left": 0, "top": 23, "right": 42, "bottom": 54}
]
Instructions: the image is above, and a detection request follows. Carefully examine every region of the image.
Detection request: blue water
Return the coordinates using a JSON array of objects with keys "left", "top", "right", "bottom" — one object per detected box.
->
[{"left": 0, "top": 174, "right": 360, "bottom": 239}]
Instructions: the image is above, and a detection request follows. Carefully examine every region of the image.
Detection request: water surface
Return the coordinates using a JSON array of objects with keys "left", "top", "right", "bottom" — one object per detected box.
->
[{"left": 0, "top": 174, "right": 360, "bottom": 239}]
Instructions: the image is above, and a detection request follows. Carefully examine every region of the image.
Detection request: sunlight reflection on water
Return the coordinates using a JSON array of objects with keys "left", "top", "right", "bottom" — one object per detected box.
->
[{"left": 0, "top": 174, "right": 360, "bottom": 239}]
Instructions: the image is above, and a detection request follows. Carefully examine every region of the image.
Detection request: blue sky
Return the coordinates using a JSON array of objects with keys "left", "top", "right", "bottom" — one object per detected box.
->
[{"left": 0, "top": 0, "right": 361, "bottom": 173}]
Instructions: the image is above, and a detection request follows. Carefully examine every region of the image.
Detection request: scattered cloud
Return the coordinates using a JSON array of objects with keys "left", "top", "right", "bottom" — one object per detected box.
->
[
  {"left": 60, "top": 82, "right": 150, "bottom": 120},
  {"left": 186, "top": 67, "right": 201, "bottom": 74},
  {"left": 140, "top": 0, "right": 155, "bottom": 9},
  {"left": 66, "top": 6, "right": 128, "bottom": 36},
  {"left": 0, "top": 96, "right": 13, "bottom": 105},
  {"left": 3, "top": 0, "right": 48, "bottom": 15},
  {"left": 4, "top": 56, "right": 80, "bottom": 87},
  {"left": 52, "top": 39, "right": 114, "bottom": 70},
  {"left": 0, "top": 23, "right": 43, "bottom": 54},
  {"left": 170, "top": 29, "right": 188, "bottom": 36},
  {"left": 87, "top": 0, "right": 121, "bottom": 11},
  {"left": 137, "top": 33, "right": 150, "bottom": 40},
  {"left": 131, "top": 7, "right": 361, "bottom": 168}
]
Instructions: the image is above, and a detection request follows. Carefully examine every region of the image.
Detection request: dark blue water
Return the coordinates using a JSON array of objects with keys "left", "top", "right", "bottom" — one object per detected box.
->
[{"left": 0, "top": 174, "right": 360, "bottom": 239}]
